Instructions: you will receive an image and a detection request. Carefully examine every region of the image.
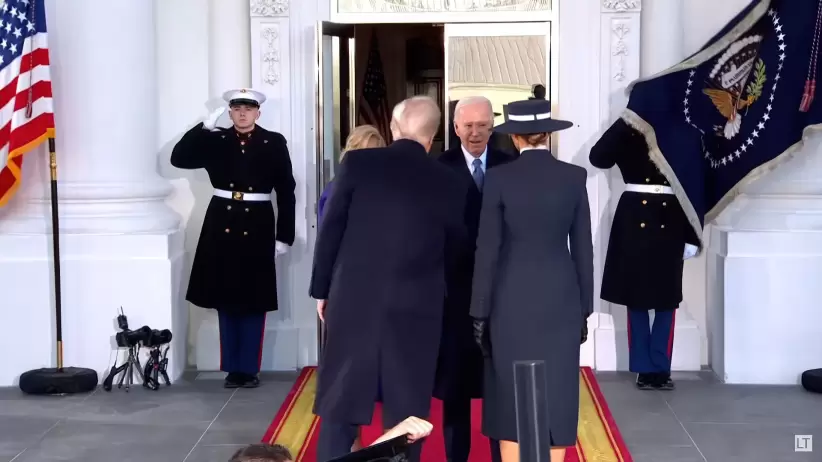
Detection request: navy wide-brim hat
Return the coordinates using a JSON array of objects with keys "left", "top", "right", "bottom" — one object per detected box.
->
[{"left": 494, "top": 99, "right": 573, "bottom": 135}]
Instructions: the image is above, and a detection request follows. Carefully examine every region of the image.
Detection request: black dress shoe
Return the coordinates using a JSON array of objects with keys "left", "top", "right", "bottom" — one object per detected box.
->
[
  {"left": 635, "top": 373, "right": 655, "bottom": 390},
  {"left": 655, "top": 373, "right": 675, "bottom": 391},
  {"left": 241, "top": 375, "right": 260, "bottom": 389},
  {"left": 224, "top": 373, "right": 243, "bottom": 389}
]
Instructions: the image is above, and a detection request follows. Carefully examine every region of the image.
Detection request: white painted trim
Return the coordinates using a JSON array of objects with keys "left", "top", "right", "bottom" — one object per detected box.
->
[{"left": 331, "top": 11, "right": 555, "bottom": 24}]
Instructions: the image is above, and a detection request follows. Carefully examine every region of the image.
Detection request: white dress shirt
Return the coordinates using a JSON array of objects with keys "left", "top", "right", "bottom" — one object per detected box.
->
[{"left": 461, "top": 145, "right": 488, "bottom": 174}]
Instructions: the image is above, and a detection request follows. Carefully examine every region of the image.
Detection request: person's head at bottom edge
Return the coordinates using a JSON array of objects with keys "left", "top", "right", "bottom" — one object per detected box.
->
[{"left": 229, "top": 443, "right": 294, "bottom": 462}]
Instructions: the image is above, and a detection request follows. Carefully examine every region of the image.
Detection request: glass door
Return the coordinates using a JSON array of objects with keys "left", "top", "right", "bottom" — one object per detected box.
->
[
  {"left": 443, "top": 22, "right": 551, "bottom": 151},
  {"left": 315, "top": 21, "right": 356, "bottom": 356}
]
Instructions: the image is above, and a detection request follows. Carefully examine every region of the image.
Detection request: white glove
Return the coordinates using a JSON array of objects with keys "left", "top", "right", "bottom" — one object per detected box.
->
[
  {"left": 202, "top": 107, "right": 226, "bottom": 131},
  {"left": 683, "top": 243, "right": 699, "bottom": 260},
  {"left": 275, "top": 241, "right": 289, "bottom": 256}
]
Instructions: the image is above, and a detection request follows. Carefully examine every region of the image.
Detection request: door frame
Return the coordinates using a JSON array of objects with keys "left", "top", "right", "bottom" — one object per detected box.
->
[{"left": 315, "top": 21, "right": 357, "bottom": 356}]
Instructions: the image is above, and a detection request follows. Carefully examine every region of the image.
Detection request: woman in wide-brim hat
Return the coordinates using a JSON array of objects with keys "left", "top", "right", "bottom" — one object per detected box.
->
[{"left": 469, "top": 98, "right": 594, "bottom": 462}]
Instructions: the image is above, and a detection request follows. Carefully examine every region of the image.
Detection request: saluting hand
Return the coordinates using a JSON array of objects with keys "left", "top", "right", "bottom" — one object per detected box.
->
[
  {"left": 202, "top": 107, "right": 226, "bottom": 131},
  {"left": 316, "top": 299, "right": 327, "bottom": 322}
]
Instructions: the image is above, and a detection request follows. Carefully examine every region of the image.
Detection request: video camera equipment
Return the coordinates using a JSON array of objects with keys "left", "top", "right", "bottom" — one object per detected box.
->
[{"left": 103, "top": 308, "right": 173, "bottom": 392}]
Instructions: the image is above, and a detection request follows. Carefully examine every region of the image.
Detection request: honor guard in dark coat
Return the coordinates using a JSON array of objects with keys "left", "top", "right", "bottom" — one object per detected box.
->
[
  {"left": 470, "top": 99, "right": 593, "bottom": 462},
  {"left": 171, "top": 88, "right": 296, "bottom": 389},
  {"left": 590, "top": 119, "right": 700, "bottom": 391},
  {"left": 309, "top": 96, "right": 469, "bottom": 462},
  {"left": 437, "top": 96, "right": 513, "bottom": 462}
]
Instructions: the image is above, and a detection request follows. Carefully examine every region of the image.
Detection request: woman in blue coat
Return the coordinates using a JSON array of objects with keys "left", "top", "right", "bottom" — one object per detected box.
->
[{"left": 318, "top": 125, "right": 386, "bottom": 223}]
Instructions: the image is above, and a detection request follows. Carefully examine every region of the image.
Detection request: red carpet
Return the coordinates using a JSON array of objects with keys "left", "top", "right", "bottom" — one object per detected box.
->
[{"left": 263, "top": 367, "right": 632, "bottom": 461}]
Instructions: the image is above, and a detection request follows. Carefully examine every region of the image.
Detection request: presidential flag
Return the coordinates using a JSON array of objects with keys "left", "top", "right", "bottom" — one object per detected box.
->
[
  {"left": 358, "top": 30, "right": 391, "bottom": 143},
  {"left": 621, "top": 0, "right": 822, "bottom": 248},
  {"left": 0, "top": 0, "right": 54, "bottom": 207}
]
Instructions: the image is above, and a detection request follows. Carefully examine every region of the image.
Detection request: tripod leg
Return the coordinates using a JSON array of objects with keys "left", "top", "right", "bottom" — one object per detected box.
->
[
  {"left": 160, "top": 346, "right": 171, "bottom": 386},
  {"left": 107, "top": 363, "right": 128, "bottom": 391},
  {"left": 116, "top": 362, "right": 128, "bottom": 389},
  {"left": 133, "top": 355, "right": 146, "bottom": 383},
  {"left": 160, "top": 359, "right": 171, "bottom": 386}
]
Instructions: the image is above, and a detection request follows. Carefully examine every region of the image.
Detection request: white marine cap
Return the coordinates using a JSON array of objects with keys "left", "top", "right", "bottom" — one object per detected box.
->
[{"left": 222, "top": 88, "right": 267, "bottom": 107}]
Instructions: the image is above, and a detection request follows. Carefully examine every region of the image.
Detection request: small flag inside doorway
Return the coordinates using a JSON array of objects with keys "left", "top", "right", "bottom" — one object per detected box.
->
[{"left": 359, "top": 30, "right": 391, "bottom": 143}]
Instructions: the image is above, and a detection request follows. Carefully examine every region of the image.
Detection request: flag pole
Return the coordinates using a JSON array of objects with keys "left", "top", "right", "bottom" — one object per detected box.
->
[
  {"left": 47, "top": 137, "right": 63, "bottom": 370},
  {"left": 18, "top": 136, "right": 98, "bottom": 394}
]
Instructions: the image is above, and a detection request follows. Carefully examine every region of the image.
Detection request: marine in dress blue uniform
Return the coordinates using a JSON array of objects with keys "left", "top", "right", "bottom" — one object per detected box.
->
[
  {"left": 171, "top": 89, "right": 296, "bottom": 389},
  {"left": 589, "top": 119, "right": 699, "bottom": 390}
]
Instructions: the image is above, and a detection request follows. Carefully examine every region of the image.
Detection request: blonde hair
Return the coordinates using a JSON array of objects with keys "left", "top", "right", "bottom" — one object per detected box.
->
[{"left": 341, "top": 125, "right": 386, "bottom": 159}]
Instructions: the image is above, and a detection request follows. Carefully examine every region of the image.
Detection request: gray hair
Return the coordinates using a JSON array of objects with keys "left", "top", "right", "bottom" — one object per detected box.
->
[
  {"left": 454, "top": 96, "right": 493, "bottom": 122},
  {"left": 392, "top": 101, "right": 406, "bottom": 122},
  {"left": 390, "top": 101, "right": 406, "bottom": 140},
  {"left": 397, "top": 96, "right": 441, "bottom": 144}
]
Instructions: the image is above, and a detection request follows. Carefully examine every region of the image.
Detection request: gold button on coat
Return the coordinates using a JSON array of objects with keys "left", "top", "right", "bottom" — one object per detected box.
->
[
  {"left": 642, "top": 200, "right": 647, "bottom": 205},
  {"left": 645, "top": 178, "right": 650, "bottom": 183}
]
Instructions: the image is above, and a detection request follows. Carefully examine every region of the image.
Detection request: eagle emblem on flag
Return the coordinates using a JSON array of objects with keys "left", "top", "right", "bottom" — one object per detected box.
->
[
  {"left": 683, "top": 8, "right": 788, "bottom": 169},
  {"left": 702, "top": 35, "right": 766, "bottom": 139}
]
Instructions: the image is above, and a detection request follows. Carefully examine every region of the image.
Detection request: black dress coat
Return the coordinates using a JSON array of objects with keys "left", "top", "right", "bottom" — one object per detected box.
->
[
  {"left": 171, "top": 123, "right": 296, "bottom": 315},
  {"left": 470, "top": 150, "right": 593, "bottom": 446},
  {"left": 309, "top": 139, "right": 470, "bottom": 424},
  {"left": 589, "top": 119, "right": 700, "bottom": 311},
  {"left": 433, "top": 145, "right": 515, "bottom": 401}
]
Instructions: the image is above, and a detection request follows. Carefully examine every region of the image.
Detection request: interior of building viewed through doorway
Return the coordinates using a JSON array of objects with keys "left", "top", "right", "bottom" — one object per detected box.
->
[{"left": 316, "top": 21, "right": 551, "bottom": 211}]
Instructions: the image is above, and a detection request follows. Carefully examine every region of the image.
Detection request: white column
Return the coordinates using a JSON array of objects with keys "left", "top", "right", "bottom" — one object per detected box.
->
[
  {"left": 0, "top": 0, "right": 179, "bottom": 234},
  {"left": 0, "top": 0, "right": 187, "bottom": 386},
  {"left": 208, "top": 0, "right": 251, "bottom": 98},
  {"left": 639, "top": 0, "right": 682, "bottom": 77}
]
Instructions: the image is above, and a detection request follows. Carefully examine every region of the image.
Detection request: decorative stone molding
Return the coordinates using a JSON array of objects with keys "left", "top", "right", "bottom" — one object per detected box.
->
[
  {"left": 250, "top": 0, "right": 288, "bottom": 17},
  {"left": 261, "top": 25, "right": 281, "bottom": 85},
  {"left": 602, "top": 0, "right": 640, "bottom": 11},
  {"left": 611, "top": 21, "right": 630, "bottom": 81}
]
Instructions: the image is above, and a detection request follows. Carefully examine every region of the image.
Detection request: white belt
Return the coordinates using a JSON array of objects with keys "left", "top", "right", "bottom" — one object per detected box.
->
[
  {"left": 213, "top": 188, "right": 271, "bottom": 201},
  {"left": 624, "top": 183, "right": 674, "bottom": 195}
]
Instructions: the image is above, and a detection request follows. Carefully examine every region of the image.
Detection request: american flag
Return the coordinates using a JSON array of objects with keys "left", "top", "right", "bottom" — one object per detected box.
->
[
  {"left": 0, "top": 0, "right": 53, "bottom": 207},
  {"left": 359, "top": 30, "right": 391, "bottom": 142}
]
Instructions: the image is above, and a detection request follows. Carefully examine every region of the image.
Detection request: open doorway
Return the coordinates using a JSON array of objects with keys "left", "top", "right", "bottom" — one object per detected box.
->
[
  {"left": 355, "top": 24, "right": 446, "bottom": 152},
  {"left": 316, "top": 21, "right": 550, "bottom": 188},
  {"left": 315, "top": 20, "right": 551, "bottom": 353}
]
